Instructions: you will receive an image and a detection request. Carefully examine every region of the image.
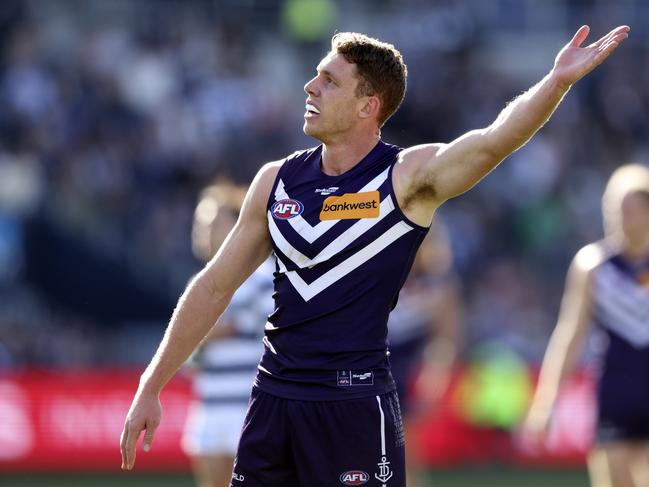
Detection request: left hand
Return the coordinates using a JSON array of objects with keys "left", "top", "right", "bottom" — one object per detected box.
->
[
  {"left": 552, "top": 25, "right": 630, "bottom": 89},
  {"left": 412, "top": 360, "right": 452, "bottom": 415}
]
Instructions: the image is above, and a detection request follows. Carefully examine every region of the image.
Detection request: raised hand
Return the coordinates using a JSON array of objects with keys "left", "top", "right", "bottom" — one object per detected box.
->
[{"left": 553, "top": 25, "right": 630, "bottom": 89}]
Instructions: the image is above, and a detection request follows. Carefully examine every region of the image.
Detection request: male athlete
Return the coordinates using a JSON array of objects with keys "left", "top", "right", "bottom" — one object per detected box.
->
[{"left": 121, "top": 26, "right": 629, "bottom": 486}]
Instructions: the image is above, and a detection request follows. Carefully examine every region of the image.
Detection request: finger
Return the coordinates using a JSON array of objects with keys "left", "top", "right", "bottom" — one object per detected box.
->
[
  {"left": 120, "top": 427, "right": 129, "bottom": 469},
  {"left": 142, "top": 418, "right": 160, "bottom": 453},
  {"left": 591, "top": 25, "right": 631, "bottom": 48},
  {"left": 596, "top": 32, "right": 628, "bottom": 54},
  {"left": 569, "top": 25, "right": 590, "bottom": 47},
  {"left": 595, "top": 40, "right": 621, "bottom": 64},
  {"left": 123, "top": 421, "right": 142, "bottom": 470}
]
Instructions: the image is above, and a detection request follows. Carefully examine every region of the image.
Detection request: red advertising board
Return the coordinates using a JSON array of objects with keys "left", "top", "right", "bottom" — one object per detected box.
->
[
  {"left": 0, "top": 368, "right": 595, "bottom": 472},
  {"left": 0, "top": 370, "right": 191, "bottom": 472}
]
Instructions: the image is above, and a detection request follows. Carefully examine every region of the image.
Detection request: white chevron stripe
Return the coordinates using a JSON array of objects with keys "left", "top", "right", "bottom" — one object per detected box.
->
[
  {"left": 594, "top": 263, "right": 649, "bottom": 347},
  {"left": 276, "top": 221, "right": 413, "bottom": 301},
  {"left": 596, "top": 304, "right": 649, "bottom": 347},
  {"left": 273, "top": 166, "right": 391, "bottom": 243},
  {"left": 268, "top": 195, "right": 396, "bottom": 269}
]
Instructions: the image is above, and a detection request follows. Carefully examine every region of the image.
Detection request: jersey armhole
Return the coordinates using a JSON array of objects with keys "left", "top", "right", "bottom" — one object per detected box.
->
[{"left": 387, "top": 161, "right": 431, "bottom": 232}]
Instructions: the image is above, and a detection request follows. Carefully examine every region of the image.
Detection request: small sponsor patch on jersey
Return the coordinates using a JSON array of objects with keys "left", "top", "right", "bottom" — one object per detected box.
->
[
  {"left": 337, "top": 370, "right": 374, "bottom": 386},
  {"left": 351, "top": 371, "right": 374, "bottom": 385},
  {"left": 319, "top": 191, "right": 380, "bottom": 220},
  {"left": 340, "top": 470, "right": 369, "bottom": 485},
  {"left": 315, "top": 186, "right": 339, "bottom": 195},
  {"left": 272, "top": 199, "right": 304, "bottom": 220}
]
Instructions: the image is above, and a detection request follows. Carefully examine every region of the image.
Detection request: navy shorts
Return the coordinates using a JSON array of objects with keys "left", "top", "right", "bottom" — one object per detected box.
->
[
  {"left": 230, "top": 387, "right": 406, "bottom": 487},
  {"left": 596, "top": 408, "right": 649, "bottom": 444},
  {"left": 596, "top": 376, "right": 649, "bottom": 444}
]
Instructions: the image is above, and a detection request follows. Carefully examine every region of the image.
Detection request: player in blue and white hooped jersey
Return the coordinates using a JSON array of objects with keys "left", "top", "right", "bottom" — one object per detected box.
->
[
  {"left": 387, "top": 221, "right": 462, "bottom": 487},
  {"left": 181, "top": 181, "right": 274, "bottom": 487},
  {"left": 527, "top": 164, "right": 649, "bottom": 487},
  {"left": 121, "top": 26, "right": 630, "bottom": 486}
]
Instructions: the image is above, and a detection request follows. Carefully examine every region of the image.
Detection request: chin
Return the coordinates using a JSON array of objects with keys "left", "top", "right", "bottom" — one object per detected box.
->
[{"left": 303, "top": 122, "right": 323, "bottom": 141}]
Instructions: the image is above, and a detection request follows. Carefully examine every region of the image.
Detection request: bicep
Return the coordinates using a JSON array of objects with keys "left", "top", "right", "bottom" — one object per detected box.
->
[{"left": 401, "top": 128, "right": 496, "bottom": 208}]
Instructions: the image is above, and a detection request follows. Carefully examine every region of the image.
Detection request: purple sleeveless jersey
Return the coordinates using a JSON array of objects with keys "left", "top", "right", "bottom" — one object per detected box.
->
[
  {"left": 255, "top": 140, "right": 429, "bottom": 400},
  {"left": 592, "top": 251, "right": 649, "bottom": 441}
]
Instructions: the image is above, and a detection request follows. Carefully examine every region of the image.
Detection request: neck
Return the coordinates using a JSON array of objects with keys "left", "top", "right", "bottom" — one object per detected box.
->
[
  {"left": 320, "top": 134, "right": 381, "bottom": 176},
  {"left": 622, "top": 235, "right": 649, "bottom": 261}
]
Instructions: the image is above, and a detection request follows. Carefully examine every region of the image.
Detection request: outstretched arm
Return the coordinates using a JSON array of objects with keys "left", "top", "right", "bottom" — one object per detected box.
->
[
  {"left": 395, "top": 25, "right": 630, "bottom": 226},
  {"left": 119, "top": 162, "right": 279, "bottom": 470}
]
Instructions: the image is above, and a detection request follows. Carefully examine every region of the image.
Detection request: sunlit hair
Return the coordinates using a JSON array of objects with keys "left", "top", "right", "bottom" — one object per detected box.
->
[
  {"left": 331, "top": 32, "right": 407, "bottom": 127},
  {"left": 602, "top": 163, "right": 649, "bottom": 238}
]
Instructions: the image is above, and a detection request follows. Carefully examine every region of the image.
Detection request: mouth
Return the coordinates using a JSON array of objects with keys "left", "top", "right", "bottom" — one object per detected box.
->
[{"left": 305, "top": 103, "right": 321, "bottom": 118}]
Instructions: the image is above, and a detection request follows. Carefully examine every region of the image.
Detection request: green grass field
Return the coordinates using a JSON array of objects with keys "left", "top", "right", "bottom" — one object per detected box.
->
[{"left": 0, "top": 468, "right": 589, "bottom": 486}]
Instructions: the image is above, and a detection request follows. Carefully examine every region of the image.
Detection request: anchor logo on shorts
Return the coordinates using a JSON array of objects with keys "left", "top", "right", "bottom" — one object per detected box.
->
[{"left": 374, "top": 456, "right": 393, "bottom": 485}]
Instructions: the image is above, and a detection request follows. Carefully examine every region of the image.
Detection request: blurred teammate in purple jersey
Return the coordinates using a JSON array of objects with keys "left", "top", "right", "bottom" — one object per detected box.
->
[
  {"left": 121, "top": 25, "right": 629, "bottom": 486},
  {"left": 526, "top": 164, "right": 649, "bottom": 487}
]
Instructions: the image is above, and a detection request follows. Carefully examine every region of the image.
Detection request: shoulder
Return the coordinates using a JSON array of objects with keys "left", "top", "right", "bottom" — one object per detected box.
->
[
  {"left": 390, "top": 143, "right": 444, "bottom": 225},
  {"left": 395, "top": 144, "right": 444, "bottom": 174},
  {"left": 392, "top": 143, "right": 445, "bottom": 194},
  {"left": 255, "top": 146, "right": 319, "bottom": 184},
  {"left": 245, "top": 148, "right": 318, "bottom": 214},
  {"left": 572, "top": 240, "right": 613, "bottom": 274},
  {"left": 240, "top": 160, "right": 284, "bottom": 220},
  {"left": 275, "top": 146, "right": 321, "bottom": 181}
]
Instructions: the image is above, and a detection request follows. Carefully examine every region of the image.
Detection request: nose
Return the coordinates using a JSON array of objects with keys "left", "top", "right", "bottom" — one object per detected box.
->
[{"left": 304, "top": 76, "right": 318, "bottom": 96}]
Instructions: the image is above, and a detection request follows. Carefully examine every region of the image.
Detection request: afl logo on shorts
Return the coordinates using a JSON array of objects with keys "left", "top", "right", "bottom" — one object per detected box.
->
[
  {"left": 340, "top": 470, "right": 369, "bottom": 485},
  {"left": 272, "top": 199, "right": 304, "bottom": 220}
]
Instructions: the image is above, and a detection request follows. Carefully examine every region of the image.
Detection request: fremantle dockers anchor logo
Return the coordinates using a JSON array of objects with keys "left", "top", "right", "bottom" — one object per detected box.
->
[{"left": 375, "top": 456, "right": 393, "bottom": 484}]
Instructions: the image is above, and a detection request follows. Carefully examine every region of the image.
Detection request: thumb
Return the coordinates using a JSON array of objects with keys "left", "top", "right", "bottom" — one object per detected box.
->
[
  {"left": 142, "top": 419, "right": 159, "bottom": 452},
  {"left": 569, "top": 25, "right": 590, "bottom": 47}
]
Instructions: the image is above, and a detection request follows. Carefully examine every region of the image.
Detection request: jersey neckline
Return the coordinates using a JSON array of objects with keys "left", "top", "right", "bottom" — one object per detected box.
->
[{"left": 312, "top": 140, "right": 386, "bottom": 180}]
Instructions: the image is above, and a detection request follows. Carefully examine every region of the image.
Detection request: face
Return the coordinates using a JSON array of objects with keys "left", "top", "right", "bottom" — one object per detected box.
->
[
  {"left": 192, "top": 197, "right": 238, "bottom": 261},
  {"left": 620, "top": 192, "right": 649, "bottom": 243},
  {"left": 303, "top": 52, "right": 373, "bottom": 143}
]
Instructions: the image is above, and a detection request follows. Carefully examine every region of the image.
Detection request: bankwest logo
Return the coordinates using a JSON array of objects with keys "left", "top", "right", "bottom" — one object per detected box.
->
[
  {"left": 272, "top": 199, "right": 304, "bottom": 220},
  {"left": 340, "top": 470, "right": 369, "bottom": 485},
  {"left": 319, "top": 191, "right": 380, "bottom": 221}
]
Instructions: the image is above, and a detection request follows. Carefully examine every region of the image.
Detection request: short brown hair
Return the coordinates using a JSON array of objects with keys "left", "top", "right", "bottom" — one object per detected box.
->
[{"left": 331, "top": 32, "right": 407, "bottom": 127}]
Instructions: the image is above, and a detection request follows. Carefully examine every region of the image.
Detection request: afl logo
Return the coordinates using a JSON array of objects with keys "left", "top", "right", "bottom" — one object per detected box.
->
[
  {"left": 272, "top": 199, "right": 304, "bottom": 220},
  {"left": 340, "top": 471, "right": 369, "bottom": 485}
]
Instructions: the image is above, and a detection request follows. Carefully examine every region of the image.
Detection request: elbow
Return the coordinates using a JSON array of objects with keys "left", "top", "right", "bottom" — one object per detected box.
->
[
  {"left": 194, "top": 269, "right": 232, "bottom": 308},
  {"left": 481, "top": 124, "right": 526, "bottom": 163}
]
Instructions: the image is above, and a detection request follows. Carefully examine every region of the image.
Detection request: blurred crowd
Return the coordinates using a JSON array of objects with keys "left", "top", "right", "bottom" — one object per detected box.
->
[{"left": 1, "top": 0, "right": 648, "bottom": 368}]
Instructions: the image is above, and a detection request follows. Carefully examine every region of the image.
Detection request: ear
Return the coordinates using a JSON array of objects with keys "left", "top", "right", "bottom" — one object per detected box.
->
[{"left": 358, "top": 95, "right": 381, "bottom": 121}]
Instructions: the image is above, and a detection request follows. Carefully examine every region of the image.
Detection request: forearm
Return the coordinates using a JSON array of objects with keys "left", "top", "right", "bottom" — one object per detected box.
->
[
  {"left": 138, "top": 273, "right": 232, "bottom": 395},
  {"left": 532, "top": 326, "right": 583, "bottom": 411},
  {"left": 484, "top": 70, "right": 569, "bottom": 160}
]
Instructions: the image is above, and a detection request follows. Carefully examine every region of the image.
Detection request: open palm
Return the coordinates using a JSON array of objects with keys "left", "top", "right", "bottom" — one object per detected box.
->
[{"left": 553, "top": 25, "right": 630, "bottom": 89}]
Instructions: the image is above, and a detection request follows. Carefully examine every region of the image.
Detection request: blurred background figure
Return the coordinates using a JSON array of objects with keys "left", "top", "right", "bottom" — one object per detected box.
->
[
  {"left": 526, "top": 164, "right": 649, "bottom": 487},
  {"left": 181, "top": 181, "right": 274, "bottom": 487},
  {"left": 387, "top": 220, "right": 462, "bottom": 487}
]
